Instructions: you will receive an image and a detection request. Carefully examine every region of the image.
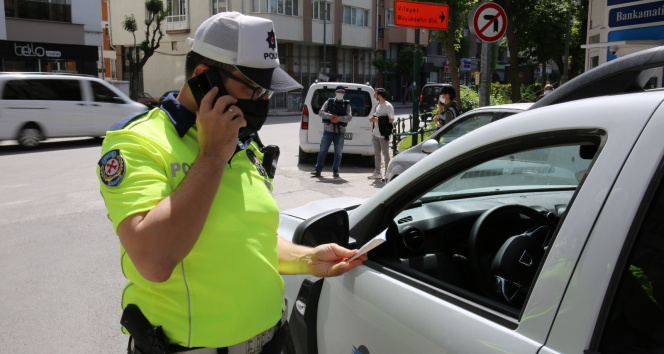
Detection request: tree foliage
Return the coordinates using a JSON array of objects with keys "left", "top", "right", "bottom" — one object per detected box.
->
[
  {"left": 122, "top": 0, "right": 168, "bottom": 100},
  {"left": 396, "top": 47, "right": 425, "bottom": 84},
  {"left": 430, "top": 0, "right": 479, "bottom": 110}
]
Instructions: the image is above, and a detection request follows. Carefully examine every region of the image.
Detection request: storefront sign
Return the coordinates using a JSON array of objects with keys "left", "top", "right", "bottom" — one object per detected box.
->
[
  {"left": 0, "top": 40, "right": 97, "bottom": 61},
  {"left": 609, "top": 1, "right": 664, "bottom": 28},
  {"left": 14, "top": 43, "right": 62, "bottom": 58}
]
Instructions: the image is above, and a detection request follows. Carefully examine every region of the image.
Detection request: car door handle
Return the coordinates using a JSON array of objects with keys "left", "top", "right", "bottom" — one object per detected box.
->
[{"left": 295, "top": 300, "right": 306, "bottom": 316}]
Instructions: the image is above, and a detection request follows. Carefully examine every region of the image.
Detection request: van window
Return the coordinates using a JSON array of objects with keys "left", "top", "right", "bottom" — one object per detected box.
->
[
  {"left": 311, "top": 88, "right": 373, "bottom": 117},
  {"left": 2, "top": 79, "right": 82, "bottom": 101},
  {"left": 91, "top": 81, "right": 120, "bottom": 103}
]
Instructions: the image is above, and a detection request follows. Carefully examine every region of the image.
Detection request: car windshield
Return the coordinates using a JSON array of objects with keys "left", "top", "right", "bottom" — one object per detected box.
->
[
  {"left": 421, "top": 145, "right": 592, "bottom": 201},
  {"left": 311, "top": 88, "right": 373, "bottom": 117}
]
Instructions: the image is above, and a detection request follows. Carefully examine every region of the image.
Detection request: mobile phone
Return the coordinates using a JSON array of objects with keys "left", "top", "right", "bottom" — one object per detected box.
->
[{"left": 187, "top": 69, "right": 228, "bottom": 108}]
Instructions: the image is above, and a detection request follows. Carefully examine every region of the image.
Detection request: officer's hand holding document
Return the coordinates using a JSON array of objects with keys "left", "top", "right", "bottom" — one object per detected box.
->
[{"left": 346, "top": 228, "right": 387, "bottom": 264}]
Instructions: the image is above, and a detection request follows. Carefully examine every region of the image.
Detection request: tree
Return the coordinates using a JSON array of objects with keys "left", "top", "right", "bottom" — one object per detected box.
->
[
  {"left": 122, "top": 0, "right": 168, "bottom": 100},
  {"left": 372, "top": 55, "right": 397, "bottom": 88},
  {"left": 396, "top": 47, "right": 425, "bottom": 90},
  {"left": 430, "top": 0, "right": 479, "bottom": 111}
]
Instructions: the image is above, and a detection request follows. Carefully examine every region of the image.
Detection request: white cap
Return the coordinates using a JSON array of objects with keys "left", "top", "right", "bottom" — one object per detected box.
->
[{"left": 188, "top": 12, "right": 302, "bottom": 92}]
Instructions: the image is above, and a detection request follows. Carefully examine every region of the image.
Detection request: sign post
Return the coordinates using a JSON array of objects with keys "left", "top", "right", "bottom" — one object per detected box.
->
[
  {"left": 469, "top": 2, "right": 507, "bottom": 107},
  {"left": 395, "top": 0, "right": 449, "bottom": 146}
]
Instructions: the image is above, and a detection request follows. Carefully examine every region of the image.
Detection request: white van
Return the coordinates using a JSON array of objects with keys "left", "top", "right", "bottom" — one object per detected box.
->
[
  {"left": 0, "top": 73, "right": 147, "bottom": 148},
  {"left": 298, "top": 82, "right": 377, "bottom": 165}
]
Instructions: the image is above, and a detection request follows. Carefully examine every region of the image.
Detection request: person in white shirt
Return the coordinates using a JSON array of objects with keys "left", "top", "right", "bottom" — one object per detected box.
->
[{"left": 368, "top": 89, "right": 394, "bottom": 180}]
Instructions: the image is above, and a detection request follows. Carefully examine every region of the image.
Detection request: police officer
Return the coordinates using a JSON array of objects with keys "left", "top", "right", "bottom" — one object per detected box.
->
[
  {"left": 97, "top": 12, "right": 366, "bottom": 353},
  {"left": 311, "top": 85, "right": 353, "bottom": 178}
]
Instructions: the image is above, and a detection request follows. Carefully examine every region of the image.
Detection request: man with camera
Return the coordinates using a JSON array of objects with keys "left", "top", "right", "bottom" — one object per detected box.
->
[{"left": 311, "top": 85, "right": 353, "bottom": 178}]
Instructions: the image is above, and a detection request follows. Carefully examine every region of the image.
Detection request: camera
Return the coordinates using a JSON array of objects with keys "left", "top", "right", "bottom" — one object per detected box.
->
[{"left": 610, "top": 45, "right": 618, "bottom": 55}]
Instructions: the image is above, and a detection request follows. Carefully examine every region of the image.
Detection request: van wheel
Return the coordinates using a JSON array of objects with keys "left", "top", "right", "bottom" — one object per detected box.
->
[
  {"left": 298, "top": 147, "right": 313, "bottom": 164},
  {"left": 18, "top": 125, "right": 43, "bottom": 148}
]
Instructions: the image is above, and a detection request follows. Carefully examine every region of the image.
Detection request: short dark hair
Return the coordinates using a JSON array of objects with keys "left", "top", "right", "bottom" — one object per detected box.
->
[
  {"left": 440, "top": 85, "right": 456, "bottom": 100},
  {"left": 376, "top": 90, "right": 387, "bottom": 99},
  {"left": 185, "top": 51, "right": 235, "bottom": 79}
]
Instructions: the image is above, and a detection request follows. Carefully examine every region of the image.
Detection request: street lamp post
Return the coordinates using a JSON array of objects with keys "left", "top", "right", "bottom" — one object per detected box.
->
[{"left": 322, "top": 0, "right": 327, "bottom": 75}]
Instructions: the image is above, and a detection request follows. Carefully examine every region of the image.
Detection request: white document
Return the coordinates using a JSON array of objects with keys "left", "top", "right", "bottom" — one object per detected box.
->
[{"left": 346, "top": 228, "right": 387, "bottom": 264}]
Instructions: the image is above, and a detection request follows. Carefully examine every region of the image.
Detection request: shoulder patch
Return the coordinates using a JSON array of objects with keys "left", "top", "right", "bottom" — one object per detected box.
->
[{"left": 98, "top": 149, "right": 126, "bottom": 187}]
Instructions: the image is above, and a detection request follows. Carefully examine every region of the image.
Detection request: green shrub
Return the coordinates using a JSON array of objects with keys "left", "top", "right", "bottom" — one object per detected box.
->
[
  {"left": 459, "top": 85, "right": 479, "bottom": 113},
  {"left": 521, "top": 83, "right": 541, "bottom": 103}
]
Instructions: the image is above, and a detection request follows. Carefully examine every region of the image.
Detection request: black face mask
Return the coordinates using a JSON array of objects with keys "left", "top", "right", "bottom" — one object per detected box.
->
[{"left": 236, "top": 98, "right": 269, "bottom": 139}]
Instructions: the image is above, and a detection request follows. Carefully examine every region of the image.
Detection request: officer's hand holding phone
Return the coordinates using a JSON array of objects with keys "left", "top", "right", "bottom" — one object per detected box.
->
[{"left": 189, "top": 69, "right": 246, "bottom": 163}]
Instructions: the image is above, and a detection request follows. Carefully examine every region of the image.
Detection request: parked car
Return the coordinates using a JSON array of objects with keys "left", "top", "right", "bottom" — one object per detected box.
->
[
  {"left": 279, "top": 46, "right": 664, "bottom": 353},
  {"left": 159, "top": 90, "right": 179, "bottom": 106},
  {"left": 0, "top": 72, "right": 147, "bottom": 148},
  {"left": 386, "top": 103, "right": 532, "bottom": 182},
  {"left": 137, "top": 92, "right": 159, "bottom": 108},
  {"left": 298, "top": 82, "right": 377, "bottom": 165},
  {"left": 418, "top": 83, "right": 450, "bottom": 114}
]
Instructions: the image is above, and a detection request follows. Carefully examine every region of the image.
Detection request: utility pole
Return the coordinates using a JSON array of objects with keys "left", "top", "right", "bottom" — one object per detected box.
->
[
  {"left": 322, "top": 0, "right": 327, "bottom": 75},
  {"left": 412, "top": 29, "right": 421, "bottom": 147},
  {"left": 479, "top": 40, "right": 492, "bottom": 107}
]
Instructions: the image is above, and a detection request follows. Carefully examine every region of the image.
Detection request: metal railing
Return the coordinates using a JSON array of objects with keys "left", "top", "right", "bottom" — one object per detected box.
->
[{"left": 391, "top": 111, "right": 439, "bottom": 156}]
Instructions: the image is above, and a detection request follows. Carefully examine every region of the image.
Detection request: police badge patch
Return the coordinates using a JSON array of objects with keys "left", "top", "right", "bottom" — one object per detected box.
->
[{"left": 98, "top": 149, "right": 125, "bottom": 187}]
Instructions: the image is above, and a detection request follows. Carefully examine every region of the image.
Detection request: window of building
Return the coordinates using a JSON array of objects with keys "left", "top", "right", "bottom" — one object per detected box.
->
[
  {"left": 4, "top": 0, "right": 72, "bottom": 22},
  {"left": 343, "top": 6, "right": 368, "bottom": 27},
  {"left": 313, "top": 0, "right": 330, "bottom": 21},
  {"left": 385, "top": 9, "right": 394, "bottom": 26},
  {"left": 211, "top": 0, "right": 227, "bottom": 14},
  {"left": 252, "top": 0, "right": 298, "bottom": 16},
  {"left": 166, "top": 0, "right": 189, "bottom": 31}
]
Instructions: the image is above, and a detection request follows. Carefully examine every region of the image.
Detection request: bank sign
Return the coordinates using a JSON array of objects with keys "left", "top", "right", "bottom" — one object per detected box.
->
[{"left": 609, "top": 1, "right": 664, "bottom": 28}]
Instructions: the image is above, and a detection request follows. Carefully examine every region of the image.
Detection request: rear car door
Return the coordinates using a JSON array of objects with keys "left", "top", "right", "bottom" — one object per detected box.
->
[{"left": 0, "top": 78, "right": 86, "bottom": 138}]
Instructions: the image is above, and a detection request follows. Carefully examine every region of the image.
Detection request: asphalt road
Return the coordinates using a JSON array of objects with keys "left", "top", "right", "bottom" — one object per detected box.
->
[{"left": 0, "top": 105, "right": 413, "bottom": 352}]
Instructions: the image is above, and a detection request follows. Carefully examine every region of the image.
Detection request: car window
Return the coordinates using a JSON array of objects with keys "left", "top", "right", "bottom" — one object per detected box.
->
[
  {"left": 598, "top": 168, "right": 664, "bottom": 352},
  {"left": 91, "top": 81, "right": 119, "bottom": 103},
  {"left": 2, "top": 79, "right": 82, "bottom": 101},
  {"left": 439, "top": 113, "right": 494, "bottom": 146},
  {"left": 311, "top": 88, "right": 373, "bottom": 117},
  {"left": 372, "top": 141, "right": 596, "bottom": 317}
]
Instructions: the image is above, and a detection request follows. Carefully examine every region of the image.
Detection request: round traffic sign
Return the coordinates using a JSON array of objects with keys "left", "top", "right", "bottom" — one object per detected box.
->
[{"left": 471, "top": 3, "right": 507, "bottom": 43}]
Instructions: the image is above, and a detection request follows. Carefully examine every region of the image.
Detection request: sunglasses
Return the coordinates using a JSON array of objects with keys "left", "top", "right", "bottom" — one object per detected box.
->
[{"left": 215, "top": 67, "right": 274, "bottom": 101}]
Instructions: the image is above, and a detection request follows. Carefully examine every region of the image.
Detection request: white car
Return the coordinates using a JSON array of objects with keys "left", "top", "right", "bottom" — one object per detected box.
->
[
  {"left": 298, "top": 82, "right": 377, "bottom": 165},
  {"left": 278, "top": 46, "right": 664, "bottom": 353},
  {"left": 0, "top": 72, "right": 147, "bottom": 147},
  {"left": 386, "top": 103, "right": 533, "bottom": 183}
]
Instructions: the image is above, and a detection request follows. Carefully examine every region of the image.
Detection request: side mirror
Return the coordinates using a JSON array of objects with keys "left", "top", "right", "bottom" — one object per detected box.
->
[
  {"left": 421, "top": 139, "right": 439, "bottom": 154},
  {"left": 293, "top": 209, "right": 349, "bottom": 248}
]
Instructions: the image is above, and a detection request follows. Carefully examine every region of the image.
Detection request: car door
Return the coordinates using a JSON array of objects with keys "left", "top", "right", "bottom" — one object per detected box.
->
[
  {"left": 81, "top": 80, "right": 141, "bottom": 135},
  {"left": 0, "top": 78, "right": 86, "bottom": 138},
  {"left": 541, "top": 101, "right": 664, "bottom": 353},
  {"left": 289, "top": 138, "right": 615, "bottom": 353}
]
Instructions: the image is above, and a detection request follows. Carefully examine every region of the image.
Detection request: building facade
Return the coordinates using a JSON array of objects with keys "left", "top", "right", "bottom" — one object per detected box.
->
[
  {"left": 1, "top": 0, "right": 102, "bottom": 76},
  {"left": 583, "top": 0, "right": 664, "bottom": 87},
  {"left": 108, "top": 0, "right": 430, "bottom": 109}
]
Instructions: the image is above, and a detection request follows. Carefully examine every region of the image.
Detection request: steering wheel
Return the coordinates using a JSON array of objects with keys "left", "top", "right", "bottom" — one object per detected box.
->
[{"left": 468, "top": 204, "right": 555, "bottom": 304}]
